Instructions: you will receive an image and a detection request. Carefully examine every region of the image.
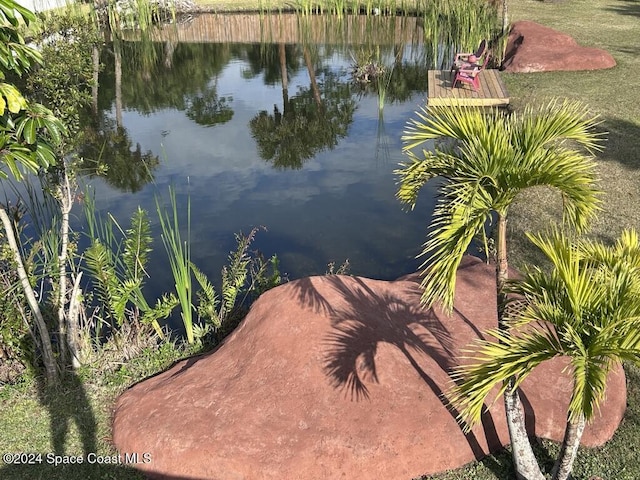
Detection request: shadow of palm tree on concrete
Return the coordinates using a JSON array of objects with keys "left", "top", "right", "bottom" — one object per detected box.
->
[
  {"left": 289, "top": 269, "right": 503, "bottom": 462},
  {"left": 320, "top": 275, "right": 456, "bottom": 401}
]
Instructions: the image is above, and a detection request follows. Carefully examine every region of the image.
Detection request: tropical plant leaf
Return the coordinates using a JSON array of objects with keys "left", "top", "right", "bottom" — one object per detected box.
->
[
  {"left": 84, "top": 240, "right": 120, "bottom": 322},
  {"left": 122, "top": 206, "right": 152, "bottom": 282},
  {"left": 191, "top": 261, "right": 220, "bottom": 327},
  {"left": 452, "top": 229, "right": 640, "bottom": 433},
  {"left": 396, "top": 100, "right": 602, "bottom": 310},
  {"left": 141, "top": 293, "right": 178, "bottom": 337}
]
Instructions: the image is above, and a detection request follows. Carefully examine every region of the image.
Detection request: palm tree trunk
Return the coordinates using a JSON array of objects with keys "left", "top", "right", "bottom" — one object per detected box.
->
[
  {"left": 496, "top": 213, "right": 509, "bottom": 319},
  {"left": 92, "top": 45, "right": 100, "bottom": 116},
  {"left": 279, "top": 43, "right": 289, "bottom": 115},
  {"left": 303, "top": 48, "right": 322, "bottom": 109},
  {"left": 0, "top": 208, "right": 58, "bottom": 385},
  {"left": 552, "top": 414, "right": 586, "bottom": 480},
  {"left": 164, "top": 41, "right": 176, "bottom": 69},
  {"left": 114, "top": 39, "right": 123, "bottom": 128},
  {"left": 504, "top": 388, "right": 545, "bottom": 480},
  {"left": 497, "top": 213, "right": 544, "bottom": 480}
]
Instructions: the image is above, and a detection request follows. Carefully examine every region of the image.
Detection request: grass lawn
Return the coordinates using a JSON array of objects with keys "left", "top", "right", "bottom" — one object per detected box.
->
[
  {"left": 503, "top": 0, "right": 640, "bottom": 270},
  {"left": 2, "top": 0, "right": 639, "bottom": 479}
]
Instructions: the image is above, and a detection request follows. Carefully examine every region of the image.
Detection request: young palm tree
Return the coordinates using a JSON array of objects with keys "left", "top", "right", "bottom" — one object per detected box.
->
[
  {"left": 449, "top": 229, "right": 640, "bottom": 480},
  {"left": 396, "top": 100, "right": 602, "bottom": 479}
]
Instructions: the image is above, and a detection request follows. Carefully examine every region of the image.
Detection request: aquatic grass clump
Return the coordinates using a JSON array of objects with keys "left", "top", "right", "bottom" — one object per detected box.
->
[
  {"left": 155, "top": 186, "right": 195, "bottom": 344},
  {"left": 420, "top": 0, "right": 503, "bottom": 69},
  {"left": 290, "top": 0, "right": 419, "bottom": 16},
  {"left": 83, "top": 192, "right": 173, "bottom": 340}
]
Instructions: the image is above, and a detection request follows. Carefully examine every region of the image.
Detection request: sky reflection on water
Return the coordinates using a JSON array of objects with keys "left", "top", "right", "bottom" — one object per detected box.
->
[{"left": 83, "top": 36, "right": 440, "bottom": 302}]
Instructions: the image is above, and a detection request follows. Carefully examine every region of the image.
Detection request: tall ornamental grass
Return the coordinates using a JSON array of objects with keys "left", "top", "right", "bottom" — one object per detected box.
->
[
  {"left": 156, "top": 186, "right": 195, "bottom": 344},
  {"left": 421, "top": 0, "right": 504, "bottom": 69}
]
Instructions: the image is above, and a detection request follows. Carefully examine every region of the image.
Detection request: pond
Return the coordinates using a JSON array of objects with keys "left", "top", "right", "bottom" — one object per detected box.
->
[{"left": 77, "top": 13, "right": 448, "bottom": 306}]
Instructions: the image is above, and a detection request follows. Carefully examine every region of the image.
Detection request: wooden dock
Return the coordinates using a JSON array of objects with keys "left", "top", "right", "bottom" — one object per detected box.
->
[{"left": 427, "top": 69, "right": 509, "bottom": 107}]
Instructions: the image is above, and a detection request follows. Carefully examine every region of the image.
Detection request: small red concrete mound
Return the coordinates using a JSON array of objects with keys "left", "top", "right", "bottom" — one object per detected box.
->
[
  {"left": 112, "top": 257, "right": 626, "bottom": 480},
  {"left": 502, "top": 20, "right": 616, "bottom": 72}
]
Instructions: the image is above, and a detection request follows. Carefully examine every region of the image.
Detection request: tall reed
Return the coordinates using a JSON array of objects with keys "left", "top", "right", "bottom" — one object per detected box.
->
[
  {"left": 420, "top": 0, "right": 502, "bottom": 69},
  {"left": 155, "top": 186, "right": 194, "bottom": 344}
]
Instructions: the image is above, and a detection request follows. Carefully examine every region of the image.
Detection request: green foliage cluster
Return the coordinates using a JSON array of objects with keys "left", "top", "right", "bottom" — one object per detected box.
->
[
  {"left": 0, "top": 0, "right": 69, "bottom": 386},
  {"left": 421, "top": 0, "right": 505, "bottom": 67},
  {"left": 396, "top": 94, "right": 637, "bottom": 479},
  {"left": 288, "top": 0, "right": 426, "bottom": 16},
  {"left": 106, "top": 0, "right": 176, "bottom": 33},
  {"left": 0, "top": 2, "right": 285, "bottom": 383},
  {"left": 155, "top": 188, "right": 283, "bottom": 345},
  {"left": 25, "top": 11, "right": 102, "bottom": 149},
  {"left": 2, "top": 0, "right": 636, "bottom": 477},
  {"left": 193, "top": 227, "right": 284, "bottom": 340},
  {"left": 0, "top": 230, "right": 32, "bottom": 380},
  {"left": 83, "top": 200, "right": 175, "bottom": 338},
  {"left": 398, "top": 100, "right": 601, "bottom": 310},
  {"left": 76, "top": 184, "right": 285, "bottom": 356}
]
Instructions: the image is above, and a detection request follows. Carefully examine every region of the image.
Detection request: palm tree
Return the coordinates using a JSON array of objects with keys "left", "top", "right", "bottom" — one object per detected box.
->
[
  {"left": 395, "top": 100, "right": 602, "bottom": 480},
  {"left": 449, "top": 229, "right": 640, "bottom": 480}
]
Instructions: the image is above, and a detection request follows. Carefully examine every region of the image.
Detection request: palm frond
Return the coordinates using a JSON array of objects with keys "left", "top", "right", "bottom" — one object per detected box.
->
[
  {"left": 122, "top": 206, "right": 152, "bottom": 282},
  {"left": 580, "top": 228, "right": 640, "bottom": 270},
  {"left": 397, "top": 100, "right": 601, "bottom": 310},
  {"left": 501, "top": 229, "right": 640, "bottom": 422},
  {"left": 519, "top": 148, "right": 601, "bottom": 232},
  {"left": 568, "top": 354, "right": 611, "bottom": 422},
  {"left": 191, "top": 261, "right": 220, "bottom": 327},
  {"left": 449, "top": 326, "right": 561, "bottom": 431},
  {"left": 402, "top": 103, "right": 497, "bottom": 152},
  {"left": 394, "top": 149, "right": 450, "bottom": 209},
  {"left": 418, "top": 181, "right": 494, "bottom": 310},
  {"left": 515, "top": 99, "right": 604, "bottom": 155}
]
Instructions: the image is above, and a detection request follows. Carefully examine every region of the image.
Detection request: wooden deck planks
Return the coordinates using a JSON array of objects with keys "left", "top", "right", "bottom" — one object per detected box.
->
[{"left": 427, "top": 70, "right": 509, "bottom": 107}]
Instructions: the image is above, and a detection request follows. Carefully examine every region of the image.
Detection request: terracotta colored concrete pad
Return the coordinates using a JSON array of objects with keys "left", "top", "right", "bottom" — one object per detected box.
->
[
  {"left": 112, "top": 256, "right": 626, "bottom": 480},
  {"left": 502, "top": 20, "right": 616, "bottom": 72}
]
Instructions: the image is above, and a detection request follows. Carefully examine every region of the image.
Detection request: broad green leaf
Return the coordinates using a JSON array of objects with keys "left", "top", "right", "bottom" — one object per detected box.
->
[{"left": 0, "top": 82, "right": 26, "bottom": 114}]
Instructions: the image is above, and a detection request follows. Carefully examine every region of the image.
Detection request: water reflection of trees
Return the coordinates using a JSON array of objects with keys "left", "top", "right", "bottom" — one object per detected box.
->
[
  {"left": 249, "top": 45, "right": 356, "bottom": 170},
  {"left": 185, "top": 90, "right": 233, "bottom": 127},
  {"left": 239, "top": 43, "right": 302, "bottom": 84},
  {"left": 99, "top": 41, "right": 235, "bottom": 119},
  {"left": 77, "top": 115, "right": 159, "bottom": 193},
  {"left": 92, "top": 39, "right": 429, "bottom": 174}
]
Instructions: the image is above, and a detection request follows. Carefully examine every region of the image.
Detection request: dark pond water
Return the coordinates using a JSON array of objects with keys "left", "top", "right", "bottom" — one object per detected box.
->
[{"left": 78, "top": 14, "right": 444, "bottom": 303}]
